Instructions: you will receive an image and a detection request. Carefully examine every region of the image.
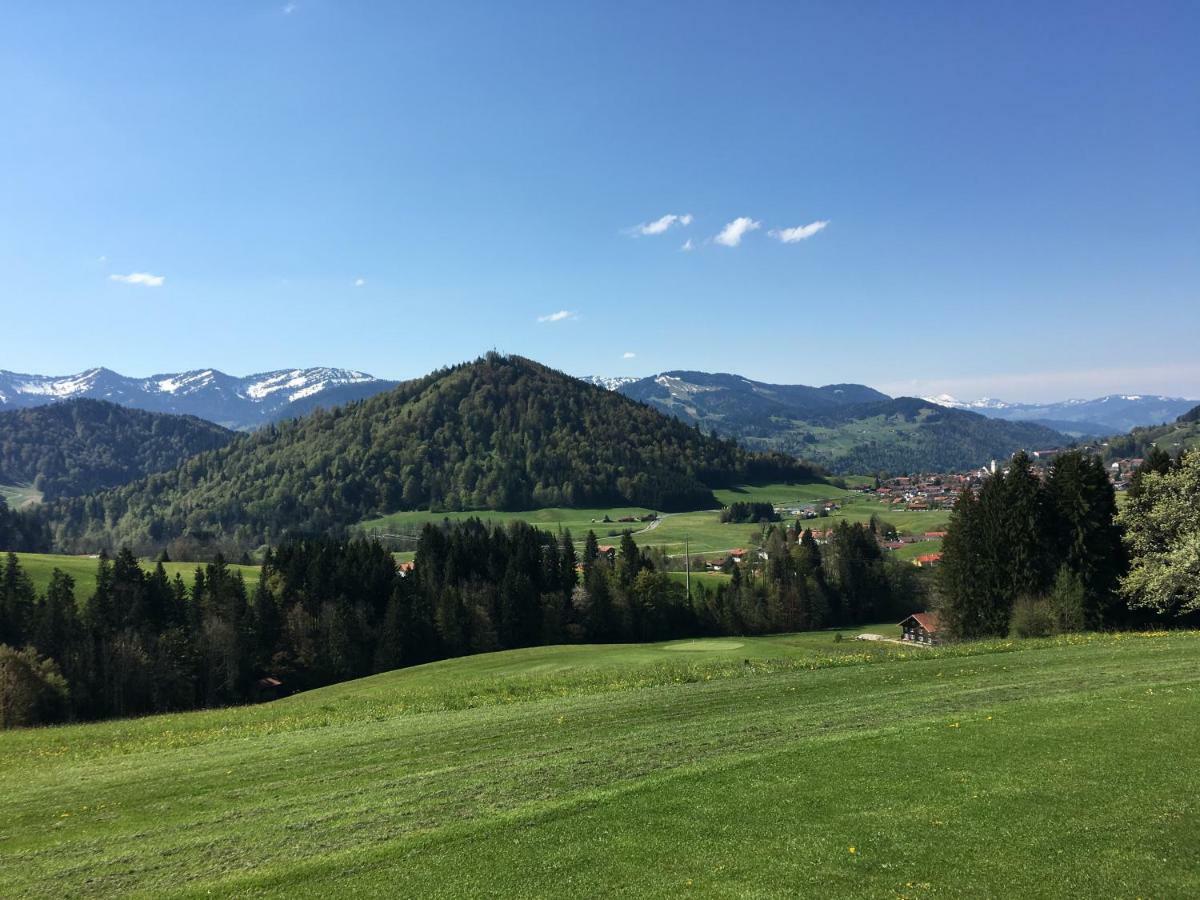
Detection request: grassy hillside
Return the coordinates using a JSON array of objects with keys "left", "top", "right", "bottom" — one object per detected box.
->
[
  {"left": 1104, "top": 413, "right": 1200, "bottom": 460},
  {"left": 51, "top": 355, "right": 819, "bottom": 553},
  {"left": 360, "top": 481, "right": 949, "bottom": 558},
  {"left": 3, "top": 630, "right": 1198, "bottom": 897},
  {"left": 0, "top": 482, "right": 42, "bottom": 509},
  {"left": 0, "top": 398, "right": 234, "bottom": 499},
  {"left": 8, "top": 551, "right": 260, "bottom": 601}
]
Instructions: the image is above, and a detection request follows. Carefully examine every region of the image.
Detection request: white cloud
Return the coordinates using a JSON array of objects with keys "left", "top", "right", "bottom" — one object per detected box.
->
[
  {"left": 283, "top": 3, "right": 297, "bottom": 13},
  {"left": 714, "top": 217, "right": 760, "bottom": 247},
  {"left": 109, "top": 272, "right": 165, "bottom": 287},
  {"left": 537, "top": 310, "right": 576, "bottom": 323},
  {"left": 623, "top": 351, "right": 636, "bottom": 359},
  {"left": 97, "top": 255, "right": 107, "bottom": 263},
  {"left": 628, "top": 213, "right": 693, "bottom": 236},
  {"left": 769, "top": 220, "right": 829, "bottom": 243},
  {"left": 354, "top": 277, "right": 366, "bottom": 287},
  {"left": 680, "top": 238, "right": 694, "bottom": 252}
]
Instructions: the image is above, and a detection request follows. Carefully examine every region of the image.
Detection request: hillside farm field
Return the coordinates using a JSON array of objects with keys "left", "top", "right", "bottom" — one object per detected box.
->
[
  {"left": 359, "top": 482, "right": 952, "bottom": 559},
  {"left": 3, "top": 630, "right": 1199, "bottom": 897},
  {"left": 9, "top": 552, "right": 261, "bottom": 601},
  {"left": 0, "top": 481, "right": 42, "bottom": 509}
]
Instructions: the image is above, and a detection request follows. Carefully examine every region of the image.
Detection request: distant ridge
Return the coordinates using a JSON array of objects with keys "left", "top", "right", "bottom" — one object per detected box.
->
[
  {"left": 922, "top": 393, "right": 1196, "bottom": 434},
  {"left": 595, "top": 371, "right": 1065, "bottom": 474},
  {"left": 0, "top": 366, "right": 398, "bottom": 430},
  {"left": 0, "top": 398, "right": 234, "bottom": 500}
]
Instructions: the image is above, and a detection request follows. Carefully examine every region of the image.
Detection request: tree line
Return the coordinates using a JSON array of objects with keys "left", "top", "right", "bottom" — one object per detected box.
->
[
  {"left": 936, "top": 448, "right": 1197, "bottom": 638},
  {"left": 1, "top": 515, "right": 917, "bottom": 727}
]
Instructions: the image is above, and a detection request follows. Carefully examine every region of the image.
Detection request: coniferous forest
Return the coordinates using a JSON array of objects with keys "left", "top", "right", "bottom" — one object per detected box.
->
[
  {"left": 0, "top": 515, "right": 915, "bottom": 727},
  {"left": 0, "top": 398, "right": 234, "bottom": 500}
]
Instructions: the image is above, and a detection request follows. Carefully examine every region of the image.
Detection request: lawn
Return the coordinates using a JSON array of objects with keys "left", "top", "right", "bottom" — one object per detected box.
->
[
  {"left": 2, "top": 629, "right": 1198, "bottom": 897},
  {"left": 7, "top": 552, "right": 261, "bottom": 602}
]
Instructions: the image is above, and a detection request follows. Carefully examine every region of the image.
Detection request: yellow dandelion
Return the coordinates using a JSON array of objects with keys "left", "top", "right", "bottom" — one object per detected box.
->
[{"left": 849, "top": 846, "right": 856, "bottom": 854}]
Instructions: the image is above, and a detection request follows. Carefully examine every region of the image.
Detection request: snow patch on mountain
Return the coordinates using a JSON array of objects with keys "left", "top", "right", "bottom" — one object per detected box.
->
[
  {"left": 922, "top": 394, "right": 1013, "bottom": 410},
  {"left": 579, "top": 375, "right": 639, "bottom": 391},
  {"left": 0, "top": 366, "right": 396, "bottom": 430}
]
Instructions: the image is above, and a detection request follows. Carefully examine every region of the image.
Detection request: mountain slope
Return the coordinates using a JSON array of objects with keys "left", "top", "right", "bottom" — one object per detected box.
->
[
  {"left": 51, "top": 355, "right": 818, "bottom": 551},
  {"left": 0, "top": 399, "right": 234, "bottom": 500},
  {"left": 613, "top": 373, "right": 1064, "bottom": 473},
  {"left": 925, "top": 393, "right": 1196, "bottom": 433},
  {"left": 1103, "top": 402, "right": 1200, "bottom": 460},
  {"left": 0, "top": 366, "right": 398, "bottom": 430}
]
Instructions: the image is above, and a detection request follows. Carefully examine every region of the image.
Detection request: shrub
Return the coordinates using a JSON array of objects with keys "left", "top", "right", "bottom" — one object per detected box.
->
[
  {"left": 0, "top": 645, "right": 70, "bottom": 728},
  {"left": 1010, "top": 596, "right": 1056, "bottom": 638}
]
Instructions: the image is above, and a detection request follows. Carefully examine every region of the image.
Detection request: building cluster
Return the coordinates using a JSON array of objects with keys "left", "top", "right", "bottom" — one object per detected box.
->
[{"left": 855, "top": 473, "right": 981, "bottom": 511}]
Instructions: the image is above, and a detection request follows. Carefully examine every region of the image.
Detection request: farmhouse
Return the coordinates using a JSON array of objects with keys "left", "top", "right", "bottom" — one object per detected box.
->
[
  {"left": 913, "top": 552, "right": 942, "bottom": 568},
  {"left": 899, "top": 612, "right": 941, "bottom": 645},
  {"left": 597, "top": 545, "right": 617, "bottom": 562}
]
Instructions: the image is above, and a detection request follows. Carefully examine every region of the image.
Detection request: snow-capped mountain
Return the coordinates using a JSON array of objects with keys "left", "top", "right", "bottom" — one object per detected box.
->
[
  {"left": 0, "top": 367, "right": 398, "bottom": 430},
  {"left": 579, "top": 375, "right": 640, "bottom": 391},
  {"left": 922, "top": 393, "right": 1197, "bottom": 434},
  {"left": 920, "top": 394, "right": 1015, "bottom": 411}
]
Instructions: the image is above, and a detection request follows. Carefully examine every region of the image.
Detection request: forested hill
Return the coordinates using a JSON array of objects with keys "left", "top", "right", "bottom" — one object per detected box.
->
[
  {"left": 615, "top": 373, "right": 1066, "bottom": 474},
  {"left": 0, "top": 399, "right": 234, "bottom": 500},
  {"left": 50, "top": 354, "right": 820, "bottom": 552}
]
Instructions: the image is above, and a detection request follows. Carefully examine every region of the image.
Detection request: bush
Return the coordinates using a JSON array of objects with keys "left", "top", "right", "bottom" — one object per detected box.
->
[
  {"left": 1010, "top": 596, "right": 1056, "bottom": 638},
  {"left": 0, "top": 645, "right": 69, "bottom": 728}
]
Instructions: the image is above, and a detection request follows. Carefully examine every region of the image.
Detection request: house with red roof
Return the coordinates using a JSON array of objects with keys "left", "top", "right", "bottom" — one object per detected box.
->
[{"left": 899, "top": 612, "right": 941, "bottom": 645}]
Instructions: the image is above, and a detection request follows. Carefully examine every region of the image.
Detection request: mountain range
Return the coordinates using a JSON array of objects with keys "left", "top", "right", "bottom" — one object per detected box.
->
[
  {"left": 598, "top": 372, "right": 1066, "bottom": 474},
  {"left": 921, "top": 394, "right": 1197, "bottom": 435},
  {"left": 0, "top": 367, "right": 398, "bottom": 431}
]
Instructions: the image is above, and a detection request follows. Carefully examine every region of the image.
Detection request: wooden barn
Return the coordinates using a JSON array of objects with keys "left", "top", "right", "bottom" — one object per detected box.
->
[{"left": 899, "top": 612, "right": 941, "bottom": 645}]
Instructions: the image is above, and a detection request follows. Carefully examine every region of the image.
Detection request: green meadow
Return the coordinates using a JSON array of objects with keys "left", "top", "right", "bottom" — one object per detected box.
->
[
  {"left": 357, "top": 482, "right": 952, "bottom": 560},
  {"left": 3, "top": 629, "right": 1198, "bottom": 898},
  {"left": 0, "top": 482, "right": 42, "bottom": 509},
  {"left": 8, "top": 552, "right": 261, "bottom": 601}
]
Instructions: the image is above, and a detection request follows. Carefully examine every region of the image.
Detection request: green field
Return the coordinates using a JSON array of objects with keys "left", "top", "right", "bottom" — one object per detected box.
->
[
  {"left": 0, "top": 482, "right": 43, "bottom": 509},
  {"left": 3, "top": 628, "right": 1198, "bottom": 897},
  {"left": 356, "top": 482, "right": 953, "bottom": 560},
  {"left": 7, "top": 552, "right": 261, "bottom": 601},
  {"left": 360, "top": 504, "right": 659, "bottom": 542}
]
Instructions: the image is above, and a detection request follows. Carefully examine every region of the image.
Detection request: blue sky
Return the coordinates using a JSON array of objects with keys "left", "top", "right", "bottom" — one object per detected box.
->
[{"left": 1, "top": 1, "right": 1197, "bottom": 401}]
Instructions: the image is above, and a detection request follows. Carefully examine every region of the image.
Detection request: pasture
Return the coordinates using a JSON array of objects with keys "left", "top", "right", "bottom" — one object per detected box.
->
[
  {"left": 0, "top": 481, "right": 42, "bottom": 509},
  {"left": 357, "top": 481, "right": 953, "bottom": 560},
  {"left": 7, "top": 552, "right": 261, "bottom": 601},
  {"left": 2, "top": 629, "right": 1198, "bottom": 897}
]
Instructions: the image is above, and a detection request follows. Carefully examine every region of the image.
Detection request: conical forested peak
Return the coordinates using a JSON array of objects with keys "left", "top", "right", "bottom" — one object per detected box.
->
[{"left": 51, "top": 354, "right": 822, "bottom": 553}]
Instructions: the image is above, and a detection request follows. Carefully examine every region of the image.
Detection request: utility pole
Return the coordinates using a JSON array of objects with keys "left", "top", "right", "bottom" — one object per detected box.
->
[{"left": 684, "top": 534, "right": 690, "bottom": 599}]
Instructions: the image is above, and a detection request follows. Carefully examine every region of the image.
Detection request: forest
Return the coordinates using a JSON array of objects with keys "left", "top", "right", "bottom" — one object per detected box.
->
[
  {"left": 0, "top": 399, "right": 233, "bottom": 500},
  {"left": 0, "top": 515, "right": 914, "bottom": 727}
]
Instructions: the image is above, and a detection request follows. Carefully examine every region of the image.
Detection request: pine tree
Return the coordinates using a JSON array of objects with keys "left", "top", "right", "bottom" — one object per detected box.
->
[{"left": 0, "top": 553, "right": 36, "bottom": 647}]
